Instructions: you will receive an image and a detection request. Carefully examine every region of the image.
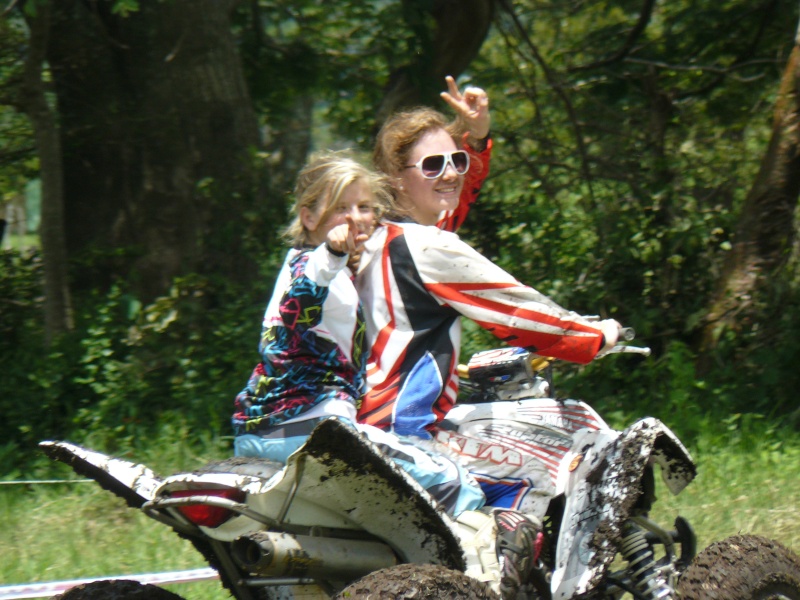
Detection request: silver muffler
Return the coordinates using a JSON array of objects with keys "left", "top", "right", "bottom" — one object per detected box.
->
[{"left": 232, "top": 530, "right": 398, "bottom": 579}]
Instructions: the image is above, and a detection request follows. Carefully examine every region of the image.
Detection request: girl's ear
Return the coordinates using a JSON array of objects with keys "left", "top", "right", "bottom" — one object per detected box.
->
[{"left": 300, "top": 206, "right": 319, "bottom": 232}]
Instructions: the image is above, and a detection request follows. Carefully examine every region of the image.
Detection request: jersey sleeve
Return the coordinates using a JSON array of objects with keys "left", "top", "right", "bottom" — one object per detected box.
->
[
  {"left": 300, "top": 243, "right": 350, "bottom": 287},
  {"left": 259, "top": 245, "right": 349, "bottom": 357},
  {"left": 409, "top": 227, "right": 605, "bottom": 364},
  {"left": 436, "top": 135, "right": 492, "bottom": 233}
]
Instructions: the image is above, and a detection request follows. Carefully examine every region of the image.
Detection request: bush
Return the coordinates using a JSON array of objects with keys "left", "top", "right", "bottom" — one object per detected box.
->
[{"left": 0, "top": 259, "right": 276, "bottom": 477}]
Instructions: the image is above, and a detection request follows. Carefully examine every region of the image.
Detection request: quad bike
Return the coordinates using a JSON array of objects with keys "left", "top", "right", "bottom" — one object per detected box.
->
[{"left": 41, "top": 335, "right": 800, "bottom": 600}]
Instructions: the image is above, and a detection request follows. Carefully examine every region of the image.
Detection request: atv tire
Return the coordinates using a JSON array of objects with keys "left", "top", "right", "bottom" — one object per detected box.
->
[
  {"left": 334, "top": 563, "right": 499, "bottom": 599},
  {"left": 53, "top": 579, "right": 185, "bottom": 599},
  {"left": 677, "top": 534, "right": 800, "bottom": 599}
]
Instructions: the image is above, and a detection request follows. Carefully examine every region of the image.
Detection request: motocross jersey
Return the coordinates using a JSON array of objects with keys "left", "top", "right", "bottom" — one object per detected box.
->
[
  {"left": 232, "top": 244, "right": 365, "bottom": 436},
  {"left": 232, "top": 136, "right": 490, "bottom": 439},
  {"left": 355, "top": 222, "right": 607, "bottom": 438}
]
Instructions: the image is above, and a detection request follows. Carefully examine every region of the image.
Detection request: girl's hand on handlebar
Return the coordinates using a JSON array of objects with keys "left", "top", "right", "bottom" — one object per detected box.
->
[
  {"left": 595, "top": 322, "right": 652, "bottom": 357},
  {"left": 597, "top": 319, "right": 622, "bottom": 356}
]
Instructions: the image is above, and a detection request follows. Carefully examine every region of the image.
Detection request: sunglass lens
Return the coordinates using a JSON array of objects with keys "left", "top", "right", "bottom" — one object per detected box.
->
[
  {"left": 421, "top": 155, "right": 446, "bottom": 178},
  {"left": 452, "top": 151, "right": 469, "bottom": 173}
]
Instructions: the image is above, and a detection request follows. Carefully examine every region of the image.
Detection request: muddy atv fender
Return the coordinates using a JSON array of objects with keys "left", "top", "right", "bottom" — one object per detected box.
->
[{"left": 551, "top": 417, "right": 697, "bottom": 597}]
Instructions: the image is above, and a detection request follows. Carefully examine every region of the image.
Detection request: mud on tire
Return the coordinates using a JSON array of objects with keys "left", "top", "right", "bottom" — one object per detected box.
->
[
  {"left": 334, "top": 563, "right": 499, "bottom": 599},
  {"left": 677, "top": 534, "right": 800, "bottom": 599},
  {"left": 52, "top": 579, "right": 185, "bottom": 600}
]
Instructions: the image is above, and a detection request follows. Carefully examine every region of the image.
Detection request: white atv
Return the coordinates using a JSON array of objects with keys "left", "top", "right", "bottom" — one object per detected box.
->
[{"left": 41, "top": 340, "right": 800, "bottom": 599}]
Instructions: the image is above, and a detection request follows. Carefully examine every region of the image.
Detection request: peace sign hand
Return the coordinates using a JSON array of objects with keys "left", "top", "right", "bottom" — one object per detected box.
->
[{"left": 440, "top": 75, "right": 490, "bottom": 141}]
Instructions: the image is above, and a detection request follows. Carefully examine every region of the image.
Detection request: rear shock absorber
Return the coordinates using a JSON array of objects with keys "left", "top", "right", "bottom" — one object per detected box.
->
[{"left": 619, "top": 523, "right": 674, "bottom": 599}]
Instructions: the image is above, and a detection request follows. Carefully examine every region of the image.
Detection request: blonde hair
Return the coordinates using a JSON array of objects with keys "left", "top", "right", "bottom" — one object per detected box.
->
[{"left": 282, "top": 151, "right": 392, "bottom": 247}]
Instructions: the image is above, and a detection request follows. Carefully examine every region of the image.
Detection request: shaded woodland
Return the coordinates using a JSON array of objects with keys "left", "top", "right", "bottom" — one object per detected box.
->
[{"left": 1, "top": 0, "right": 799, "bottom": 473}]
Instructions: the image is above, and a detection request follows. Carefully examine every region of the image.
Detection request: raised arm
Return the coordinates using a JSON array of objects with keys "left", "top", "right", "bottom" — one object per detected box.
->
[{"left": 437, "top": 76, "right": 493, "bottom": 232}]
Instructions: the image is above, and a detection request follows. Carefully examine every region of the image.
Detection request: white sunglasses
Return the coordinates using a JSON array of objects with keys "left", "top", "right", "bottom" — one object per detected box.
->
[{"left": 403, "top": 150, "right": 470, "bottom": 179}]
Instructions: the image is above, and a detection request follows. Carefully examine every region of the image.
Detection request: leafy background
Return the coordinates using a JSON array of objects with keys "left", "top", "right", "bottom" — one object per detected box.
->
[
  {"left": 2, "top": 1, "right": 800, "bottom": 595},
  {"left": 0, "top": 0, "right": 798, "bottom": 516}
]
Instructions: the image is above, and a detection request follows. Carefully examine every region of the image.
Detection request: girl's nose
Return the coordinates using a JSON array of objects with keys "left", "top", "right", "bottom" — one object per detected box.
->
[
  {"left": 441, "top": 162, "right": 459, "bottom": 180},
  {"left": 348, "top": 206, "right": 365, "bottom": 222}
]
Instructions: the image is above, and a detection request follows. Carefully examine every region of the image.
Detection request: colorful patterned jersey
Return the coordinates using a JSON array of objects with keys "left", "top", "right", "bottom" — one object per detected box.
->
[
  {"left": 232, "top": 245, "right": 365, "bottom": 436},
  {"left": 355, "top": 222, "right": 607, "bottom": 438},
  {"left": 233, "top": 136, "right": 491, "bottom": 438}
]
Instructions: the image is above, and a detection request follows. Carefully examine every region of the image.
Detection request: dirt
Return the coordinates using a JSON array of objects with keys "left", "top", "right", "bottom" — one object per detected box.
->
[
  {"left": 677, "top": 534, "right": 800, "bottom": 599},
  {"left": 334, "top": 563, "right": 499, "bottom": 599},
  {"left": 302, "top": 418, "right": 465, "bottom": 571},
  {"left": 52, "top": 579, "right": 185, "bottom": 600}
]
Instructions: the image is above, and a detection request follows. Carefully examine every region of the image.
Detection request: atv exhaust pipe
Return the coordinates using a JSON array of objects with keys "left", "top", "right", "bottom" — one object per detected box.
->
[{"left": 232, "top": 531, "right": 398, "bottom": 579}]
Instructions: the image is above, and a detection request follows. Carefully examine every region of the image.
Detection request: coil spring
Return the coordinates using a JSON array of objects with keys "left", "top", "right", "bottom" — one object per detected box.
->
[{"left": 619, "top": 524, "right": 673, "bottom": 599}]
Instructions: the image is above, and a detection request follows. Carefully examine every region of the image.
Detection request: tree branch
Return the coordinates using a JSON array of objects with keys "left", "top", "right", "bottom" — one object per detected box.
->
[
  {"left": 2, "top": 0, "right": 19, "bottom": 18},
  {"left": 570, "top": 0, "right": 655, "bottom": 72},
  {"left": 496, "top": 0, "right": 597, "bottom": 210}
]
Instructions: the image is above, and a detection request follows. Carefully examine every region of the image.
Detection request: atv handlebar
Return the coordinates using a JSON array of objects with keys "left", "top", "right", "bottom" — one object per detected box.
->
[
  {"left": 459, "top": 326, "right": 650, "bottom": 379},
  {"left": 607, "top": 326, "right": 650, "bottom": 356}
]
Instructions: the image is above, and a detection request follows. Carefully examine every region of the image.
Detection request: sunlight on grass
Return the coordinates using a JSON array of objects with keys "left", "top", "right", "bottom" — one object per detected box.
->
[
  {"left": 651, "top": 435, "right": 800, "bottom": 554},
  {"left": 1, "top": 484, "right": 231, "bottom": 599},
  {"left": 2, "top": 233, "right": 40, "bottom": 250}
]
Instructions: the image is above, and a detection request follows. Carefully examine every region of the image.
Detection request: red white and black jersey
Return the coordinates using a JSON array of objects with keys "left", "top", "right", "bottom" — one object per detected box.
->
[{"left": 355, "top": 222, "right": 607, "bottom": 438}]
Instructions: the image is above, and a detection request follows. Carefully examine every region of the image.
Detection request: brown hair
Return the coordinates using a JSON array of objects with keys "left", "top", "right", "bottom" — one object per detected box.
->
[
  {"left": 373, "top": 107, "right": 461, "bottom": 179},
  {"left": 282, "top": 150, "right": 392, "bottom": 247}
]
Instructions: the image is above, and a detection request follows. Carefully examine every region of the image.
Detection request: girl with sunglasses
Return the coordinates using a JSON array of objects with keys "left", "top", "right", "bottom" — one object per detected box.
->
[
  {"left": 356, "top": 79, "right": 622, "bottom": 600},
  {"left": 359, "top": 88, "right": 620, "bottom": 438},
  {"left": 231, "top": 151, "right": 485, "bottom": 518}
]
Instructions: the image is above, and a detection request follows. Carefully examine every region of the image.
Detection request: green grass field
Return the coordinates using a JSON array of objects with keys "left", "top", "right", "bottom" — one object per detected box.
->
[{"left": 2, "top": 428, "right": 799, "bottom": 599}]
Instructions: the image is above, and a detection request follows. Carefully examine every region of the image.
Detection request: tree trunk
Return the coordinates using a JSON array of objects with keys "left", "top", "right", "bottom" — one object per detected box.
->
[
  {"left": 700, "top": 24, "right": 800, "bottom": 352},
  {"left": 20, "top": 0, "right": 74, "bottom": 344},
  {"left": 376, "top": 0, "right": 495, "bottom": 125},
  {"left": 45, "top": 0, "right": 263, "bottom": 300}
]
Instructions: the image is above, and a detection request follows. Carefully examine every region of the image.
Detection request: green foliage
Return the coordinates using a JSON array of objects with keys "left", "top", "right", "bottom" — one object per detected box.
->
[
  {"left": 455, "top": 0, "right": 800, "bottom": 434},
  {"left": 110, "top": 0, "right": 140, "bottom": 17},
  {"left": 0, "top": 251, "right": 280, "bottom": 476},
  {"left": 66, "top": 275, "right": 268, "bottom": 455},
  {"left": 0, "top": 249, "right": 42, "bottom": 348},
  {"left": 233, "top": 1, "right": 414, "bottom": 146},
  {"left": 2, "top": 0, "right": 800, "bottom": 478},
  {"left": 463, "top": 0, "right": 786, "bottom": 343}
]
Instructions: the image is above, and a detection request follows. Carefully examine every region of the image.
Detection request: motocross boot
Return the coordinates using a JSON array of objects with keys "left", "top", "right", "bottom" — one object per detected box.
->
[{"left": 494, "top": 510, "right": 544, "bottom": 599}]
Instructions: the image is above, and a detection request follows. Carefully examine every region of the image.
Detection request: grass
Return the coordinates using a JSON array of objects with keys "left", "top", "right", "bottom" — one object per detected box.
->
[
  {"left": 651, "top": 429, "right": 800, "bottom": 553},
  {"left": 1, "top": 434, "right": 233, "bottom": 599},
  {"left": 0, "top": 484, "right": 231, "bottom": 599},
  {"left": 2, "top": 424, "right": 799, "bottom": 599}
]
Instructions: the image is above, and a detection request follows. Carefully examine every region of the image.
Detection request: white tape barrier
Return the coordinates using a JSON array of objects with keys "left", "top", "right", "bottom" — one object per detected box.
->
[
  {"left": 0, "top": 567, "right": 219, "bottom": 599},
  {"left": 0, "top": 480, "right": 92, "bottom": 486}
]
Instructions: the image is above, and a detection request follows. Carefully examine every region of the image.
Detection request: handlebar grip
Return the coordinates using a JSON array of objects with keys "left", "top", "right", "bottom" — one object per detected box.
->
[{"left": 619, "top": 327, "right": 635, "bottom": 342}]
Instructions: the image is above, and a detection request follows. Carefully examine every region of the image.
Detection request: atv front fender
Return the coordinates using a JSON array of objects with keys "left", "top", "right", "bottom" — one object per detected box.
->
[{"left": 551, "top": 418, "right": 696, "bottom": 599}]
